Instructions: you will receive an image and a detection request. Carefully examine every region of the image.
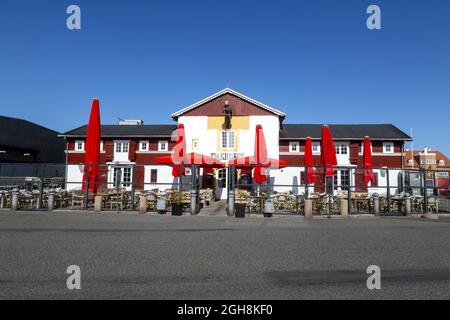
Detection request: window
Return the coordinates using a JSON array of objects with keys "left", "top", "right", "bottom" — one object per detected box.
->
[
  {"left": 439, "top": 160, "right": 445, "bottom": 166},
  {"left": 221, "top": 131, "right": 235, "bottom": 149},
  {"left": 383, "top": 142, "right": 394, "bottom": 154},
  {"left": 158, "top": 141, "right": 168, "bottom": 152},
  {"left": 312, "top": 142, "right": 320, "bottom": 154},
  {"left": 437, "top": 172, "right": 449, "bottom": 177},
  {"left": 75, "top": 140, "right": 84, "bottom": 151},
  {"left": 123, "top": 167, "right": 132, "bottom": 187},
  {"left": 139, "top": 140, "right": 149, "bottom": 151},
  {"left": 289, "top": 142, "right": 299, "bottom": 152},
  {"left": 150, "top": 169, "right": 158, "bottom": 183},
  {"left": 426, "top": 159, "right": 435, "bottom": 165},
  {"left": 112, "top": 167, "right": 132, "bottom": 188},
  {"left": 408, "top": 159, "right": 413, "bottom": 166},
  {"left": 100, "top": 141, "right": 104, "bottom": 152},
  {"left": 335, "top": 144, "right": 348, "bottom": 155},
  {"left": 115, "top": 141, "right": 129, "bottom": 153}
]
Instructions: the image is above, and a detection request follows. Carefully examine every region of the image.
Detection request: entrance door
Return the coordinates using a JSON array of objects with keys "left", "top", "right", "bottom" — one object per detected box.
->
[
  {"left": 333, "top": 169, "right": 350, "bottom": 192},
  {"left": 215, "top": 168, "right": 227, "bottom": 200},
  {"left": 110, "top": 166, "right": 133, "bottom": 191}
]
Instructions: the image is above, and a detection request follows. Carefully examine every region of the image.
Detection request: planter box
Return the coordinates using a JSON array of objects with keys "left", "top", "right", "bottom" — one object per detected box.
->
[
  {"left": 235, "top": 203, "right": 246, "bottom": 218},
  {"left": 172, "top": 203, "right": 183, "bottom": 216}
]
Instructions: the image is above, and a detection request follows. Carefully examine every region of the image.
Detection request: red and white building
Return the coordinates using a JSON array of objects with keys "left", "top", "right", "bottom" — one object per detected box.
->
[{"left": 60, "top": 88, "right": 412, "bottom": 198}]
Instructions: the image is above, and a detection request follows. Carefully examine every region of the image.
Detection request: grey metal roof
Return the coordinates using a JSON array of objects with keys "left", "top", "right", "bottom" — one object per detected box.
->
[
  {"left": 0, "top": 115, "right": 66, "bottom": 162},
  {"left": 280, "top": 124, "right": 412, "bottom": 141},
  {"left": 60, "top": 124, "right": 177, "bottom": 138}
]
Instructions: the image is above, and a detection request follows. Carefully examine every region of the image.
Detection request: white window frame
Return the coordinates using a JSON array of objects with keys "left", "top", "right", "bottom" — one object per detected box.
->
[
  {"left": 221, "top": 131, "right": 236, "bottom": 149},
  {"left": 383, "top": 142, "right": 394, "bottom": 154},
  {"left": 158, "top": 140, "right": 168, "bottom": 152},
  {"left": 289, "top": 141, "right": 300, "bottom": 153},
  {"left": 100, "top": 141, "right": 104, "bottom": 152},
  {"left": 439, "top": 160, "right": 445, "bottom": 166},
  {"left": 312, "top": 142, "right": 321, "bottom": 154},
  {"left": 407, "top": 159, "right": 414, "bottom": 166},
  {"left": 361, "top": 142, "right": 373, "bottom": 153},
  {"left": 426, "top": 159, "right": 435, "bottom": 165},
  {"left": 75, "top": 140, "right": 85, "bottom": 152},
  {"left": 335, "top": 143, "right": 349, "bottom": 155},
  {"left": 139, "top": 140, "right": 149, "bottom": 152},
  {"left": 115, "top": 141, "right": 129, "bottom": 153}
]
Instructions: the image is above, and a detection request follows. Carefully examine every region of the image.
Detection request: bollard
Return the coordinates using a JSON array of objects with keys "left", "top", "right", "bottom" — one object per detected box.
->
[
  {"left": 0, "top": 191, "right": 4, "bottom": 209},
  {"left": 94, "top": 195, "right": 103, "bottom": 213},
  {"left": 139, "top": 195, "right": 148, "bottom": 214},
  {"left": 190, "top": 190, "right": 197, "bottom": 215},
  {"left": 47, "top": 189, "right": 55, "bottom": 212},
  {"left": 404, "top": 196, "right": 412, "bottom": 216},
  {"left": 372, "top": 193, "right": 380, "bottom": 216},
  {"left": 227, "top": 190, "right": 235, "bottom": 217},
  {"left": 11, "top": 188, "right": 19, "bottom": 211},
  {"left": 304, "top": 199, "right": 313, "bottom": 219},
  {"left": 340, "top": 199, "right": 349, "bottom": 217}
]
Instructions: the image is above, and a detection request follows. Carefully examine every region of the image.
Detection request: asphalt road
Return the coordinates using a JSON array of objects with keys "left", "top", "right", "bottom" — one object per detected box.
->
[{"left": 0, "top": 211, "right": 449, "bottom": 300}]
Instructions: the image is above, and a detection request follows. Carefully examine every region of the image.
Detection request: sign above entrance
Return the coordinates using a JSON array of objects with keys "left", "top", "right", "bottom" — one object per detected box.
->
[{"left": 211, "top": 153, "right": 245, "bottom": 161}]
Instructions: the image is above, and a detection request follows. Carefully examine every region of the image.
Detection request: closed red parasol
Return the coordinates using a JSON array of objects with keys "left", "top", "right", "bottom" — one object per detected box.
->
[
  {"left": 304, "top": 136, "right": 316, "bottom": 184},
  {"left": 319, "top": 125, "right": 337, "bottom": 177},
  {"left": 155, "top": 124, "right": 225, "bottom": 175},
  {"left": 82, "top": 98, "right": 101, "bottom": 192},
  {"left": 363, "top": 136, "right": 375, "bottom": 185},
  {"left": 228, "top": 125, "right": 287, "bottom": 185}
]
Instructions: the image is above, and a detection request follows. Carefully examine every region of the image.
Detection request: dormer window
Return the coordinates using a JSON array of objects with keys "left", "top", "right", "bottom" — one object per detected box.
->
[
  {"left": 438, "top": 160, "right": 445, "bottom": 166},
  {"left": 407, "top": 159, "right": 414, "bottom": 166}
]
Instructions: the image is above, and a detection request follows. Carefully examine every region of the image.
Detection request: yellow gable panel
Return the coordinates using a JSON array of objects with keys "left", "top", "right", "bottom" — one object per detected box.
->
[{"left": 207, "top": 116, "right": 249, "bottom": 130}]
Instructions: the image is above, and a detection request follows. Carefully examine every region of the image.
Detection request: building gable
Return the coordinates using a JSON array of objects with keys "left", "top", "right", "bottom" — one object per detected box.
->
[{"left": 172, "top": 88, "right": 285, "bottom": 119}]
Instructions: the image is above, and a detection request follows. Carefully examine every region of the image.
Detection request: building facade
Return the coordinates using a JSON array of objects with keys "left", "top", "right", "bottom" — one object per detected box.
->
[{"left": 60, "top": 89, "right": 412, "bottom": 198}]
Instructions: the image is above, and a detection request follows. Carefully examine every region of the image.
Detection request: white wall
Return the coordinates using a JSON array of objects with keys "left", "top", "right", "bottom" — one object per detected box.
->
[
  {"left": 368, "top": 169, "right": 401, "bottom": 196},
  {"left": 66, "top": 164, "right": 83, "bottom": 191},
  {"left": 269, "top": 167, "right": 308, "bottom": 195},
  {"left": 144, "top": 165, "right": 187, "bottom": 191},
  {"left": 178, "top": 115, "right": 280, "bottom": 161}
]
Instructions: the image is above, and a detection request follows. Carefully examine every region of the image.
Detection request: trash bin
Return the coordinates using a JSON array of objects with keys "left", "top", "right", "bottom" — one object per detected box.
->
[
  {"left": 156, "top": 197, "right": 167, "bottom": 215},
  {"left": 235, "top": 203, "right": 246, "bottom": 218},
  {"left": 264, "top": 199, "right": 274, "bottom": 218}
]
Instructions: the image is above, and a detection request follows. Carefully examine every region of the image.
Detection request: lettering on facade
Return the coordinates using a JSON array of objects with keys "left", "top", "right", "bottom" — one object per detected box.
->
[{"left": 211, "top": 153, "right": 245, "bottom": 161}]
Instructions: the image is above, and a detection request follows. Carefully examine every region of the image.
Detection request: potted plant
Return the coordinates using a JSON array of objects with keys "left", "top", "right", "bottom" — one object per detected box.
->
[
  {"left": 235, "top": 189, "right": 247, "bottom": 218},
  {"left": 171, "top": 191, "right": 184, "bottom": 216}
]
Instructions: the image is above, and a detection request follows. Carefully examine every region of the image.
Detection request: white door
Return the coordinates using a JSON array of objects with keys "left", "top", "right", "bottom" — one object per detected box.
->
[{"left": 215, "top": 168, "right": 227, "bottom": 200}]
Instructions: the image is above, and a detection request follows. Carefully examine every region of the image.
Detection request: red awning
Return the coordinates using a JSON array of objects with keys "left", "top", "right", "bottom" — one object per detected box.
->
[
  {"left": 82, "top": 99, "right": 101, "bottom": 192},
  {"left": 319, "top": 125, "right": 337, "bottom": 177},
  {"left": 304, "top": 136, "right": 316, "bottom": 184},
  {"left": 363, "top": 136, "right": 375, "bottom": 185},
  {"left": 228, "top": 125, "right": 287, "bottom": 185}
]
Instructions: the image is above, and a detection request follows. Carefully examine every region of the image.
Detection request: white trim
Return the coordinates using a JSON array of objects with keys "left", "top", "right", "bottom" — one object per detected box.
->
[
  {"left": 74, "top": 140, "right": 85, "bottom": 152},
  {"left": 171, "top": 88, "right": 286, "bottom": 118},
  {"left": 383, "top": 142, "right": 394, "bottom": 154},
  {"left": 139, "top": 140, "right": 149, "bottom": 152},
  {"left": 280, "top": 152, "right": 304, "bottom": 156},
  {"left": 158, "top": 140, "right": 169, "bottom": 152},
  {"left": 289, "top": 141, "right": 300, "bottom": 153}
]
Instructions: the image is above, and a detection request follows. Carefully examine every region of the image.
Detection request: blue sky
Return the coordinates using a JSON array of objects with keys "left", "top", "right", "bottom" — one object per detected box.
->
[{"left": 0, "top": 0, "right": 449, "bottom": 154}]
